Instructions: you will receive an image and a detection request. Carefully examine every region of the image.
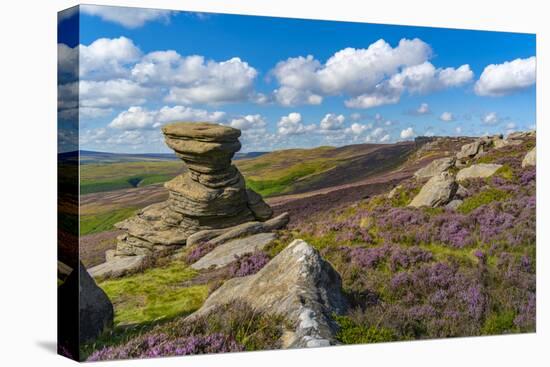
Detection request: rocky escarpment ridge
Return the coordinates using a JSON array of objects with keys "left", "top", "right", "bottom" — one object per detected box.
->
[
  {"left": 91, "top": 123, "right": 287, "bottom": 278},
  {"left": 187, "top": 239, "right": 349, "bottom": 348},
  {"left": 409, "top": 131, "right": 535, "bottom": 209}
]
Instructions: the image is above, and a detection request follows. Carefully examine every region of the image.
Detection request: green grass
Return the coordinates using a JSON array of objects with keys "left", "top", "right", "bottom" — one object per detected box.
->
[
  {"left": 80, "top": 161, "right": 183, "bottom": 194},
  {"left": 481, "top": 310, "right": 518, "bottom": 335},
  {"left": 457, "top": 187, "right": 510, "bottom": 214},
  {"left": 335, "top": 315, "right": 396, "bottom": 344},
  {"left": 98, "top": 262, "right": 208, "bottom": 326},
  {"left": 245, "top": 160, "right": 336, "bottom": 197},
  {"left": 80, "top": 207, "right": 138, "bottom": 235}
]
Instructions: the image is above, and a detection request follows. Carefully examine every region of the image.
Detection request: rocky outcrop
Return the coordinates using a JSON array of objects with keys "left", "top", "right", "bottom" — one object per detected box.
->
[
  {"left": 93, "top": 123, "right": 280, "bottom": 276},
  {"left": 522, "top": 147, "right": 536, "bottom": 168},
  {"left": 456, "top": 140, "right": 484, "bottom": 161},
  {"left": 59, "top": 262, "right": 114, "bottom": 344},
  {"left": 494, "top": 138, "right": 522, "bottom": 149},
  {"left": 191, "top": 232, "right": 276, "bottom": 270},
  {"left": 187, "top": 239, "right": 348, "bottom": 348},
  {"left": 456, "top": 163, "right": 502, "bottom": 181},
  {"left": 414, "top": 157, "right": 455, "bottom": 181},
  {"left": 409, "top": 172, "right": 458, "bottom": 208},
  {"left": 186, "top": 212, "right": 289, "bottom": 247}
]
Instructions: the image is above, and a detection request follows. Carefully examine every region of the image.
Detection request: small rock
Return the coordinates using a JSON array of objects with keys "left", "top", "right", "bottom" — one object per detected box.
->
[
  {"left": 187, "top": 239, "right": 348, "bottom": 348},
  {"left": 387, "top": 185, "right": 402, "bottom": 199},
  {"left": 522, "top": 147, "right": 536, "bottom": 168},
  {"left": 89, "top": 255, "right": 147, "bottom": 279},
  {"left": 456, "top": 141, "right": 483, "bottom": 161},
  {"left": 455, "top": 185, "right": 469, "bottom": 199},
  {"left": 445, "top": 199, "right": 463, "bottom": 210},
  {"left": 456, "top": 163, "right": 503, "bottom": 181},
  {"left": 191, "top": 232, "right": 276, "bottom": 270},
  {"left": 246, "top": 188, "right": 274, "bottom": 221},
  {"left": 408, "top": 172, "right": 458, "bottom": 208},
  {"left": 414, "top": 157, "right": 455, "bottom": 181}
]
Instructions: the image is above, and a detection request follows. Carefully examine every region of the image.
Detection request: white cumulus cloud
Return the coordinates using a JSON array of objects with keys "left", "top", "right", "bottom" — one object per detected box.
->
[
  {"left": 81, "top": 5, "right": 173, "bottom": 28},
  {"left": 439, "top": 112, "right": 455, "bottom": 122},
  {"left": 109, "top": 106, "right": 226, "bottom": 130},
  {"left": 277, "top": 112, "right": 316, "bottom": 135},
  {"left": 272, "top": 38, "right": 432, "bottom": 106},
  {"left": 416, "top": 102, "right": 430, "bottom": 115},
  {"left": 271, "top": 38, "right": 473, "bottom": 108},
  {"left": 320, "top": 113, "right": 345, "bottom": 131},
  {"left": 474, "top": 56, "right": 536, "bottom": 96},
  {"left": 79, "top": 79, "right": 153, "bottom": 108},
  {"left": 482, "top": 112, "right": 500, "bottom": 124},
  {"left": 400, "top": 127, "right": 416, "bottom": 139},
  {"left": 229, "top": 114, "right": 267, "bottom": 130},
  {"left": 79, "top": 37, "right": 142, "bottom": 80}
]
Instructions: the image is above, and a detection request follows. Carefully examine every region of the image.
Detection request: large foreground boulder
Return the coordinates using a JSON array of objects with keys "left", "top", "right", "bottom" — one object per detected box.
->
[
  {"left": 414, "top": 157, "right": 455, "bottom": 181},
  {"left": 409, "top": 172, "right": 458, "bottom": 208},
  {"left": 522, "top": 147, "right": 536, "bottom": 168},
  {"left": 187, "top": 239, "right": 348, "bottom": 348},
  {"left": 456, "top": 163, "right": 502, "bottom": 181},
  {"left": 59, "top": 262, "right": 114, "bottom": 344}
]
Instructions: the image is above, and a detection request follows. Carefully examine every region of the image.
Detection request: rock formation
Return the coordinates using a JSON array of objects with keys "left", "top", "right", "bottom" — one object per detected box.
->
[
  {"left": 409, "top": 172, "right": 458, "bottom": 208},
  {"left": 92, "top": 122, "right": 279, "bottom": 278},
  {"left": 187, "top": 239, "right": 349, "bottom": 348},
  {"left": 522, "top": 147, "right": 536, "bottom": 168},
  {"left": 414, "top": 157, "right": 455, "bottom": 181},
  {"left": 456, "top": 163, "right": 502, "bottom": 181}
]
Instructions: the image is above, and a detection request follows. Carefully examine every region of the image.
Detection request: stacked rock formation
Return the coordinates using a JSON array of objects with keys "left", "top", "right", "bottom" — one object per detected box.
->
[{"left": 111, "top": 122, "right": 274, "bottom": 260}]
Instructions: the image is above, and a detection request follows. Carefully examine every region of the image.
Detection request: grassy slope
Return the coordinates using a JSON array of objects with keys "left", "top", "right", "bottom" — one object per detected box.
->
[
  {"left": 80, "top": 207, "right": 137, "bottom": 235},
  {"left": 80, "top": 161, "right": 183, "bottom": 194},
  {"left": 98, "top": 262, "right": 208, "bottom": 326},
  {"left": 236, "top": 143, "right": 398, "bottom": 197}
]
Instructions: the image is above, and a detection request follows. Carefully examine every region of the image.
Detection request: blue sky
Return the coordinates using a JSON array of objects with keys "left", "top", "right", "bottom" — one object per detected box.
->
[{"left": 57, "top": 5, "right": 536, "bottom": 153}]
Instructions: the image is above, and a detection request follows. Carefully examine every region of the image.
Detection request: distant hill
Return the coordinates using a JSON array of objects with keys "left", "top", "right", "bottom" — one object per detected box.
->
[
  {"left": 78, "top": 150, "right": 267, "bottom": 164},
  {"left": 236, "top": 142, "right": 419, "bottom": 197}
]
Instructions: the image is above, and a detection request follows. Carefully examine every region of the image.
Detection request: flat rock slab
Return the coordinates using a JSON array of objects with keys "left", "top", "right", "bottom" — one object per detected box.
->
[
  {"left": 191, "top": 232, "right": 276, "bottom": 270},
  {"left": 89, "top": 255, "right": 146, "bottom": 279},
  {"left": 456, "top": 163, "right": 502, "bottom": 181}
]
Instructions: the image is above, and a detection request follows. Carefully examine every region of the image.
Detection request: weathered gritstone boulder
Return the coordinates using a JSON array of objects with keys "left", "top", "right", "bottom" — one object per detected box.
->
[
  {"left": 187, "top": 239, "right": 349, "bottom": 348},
  {"left": 414, "top": 157, "right": 455, "bottom": 181},
  {"left": 186, "top": 212, "right": 290, "bottom": 247},
  {"left": 59, "top": 262, "right": 114, "bottom": 344},
  {"left": 94, "top": 122, "right": 277, "bottom": 276},
  {"left": 191, "top": 232, "right": 276, "bottom": 270},
  {"left": 522, "top": 147, "right": 536, "bottom": 168},
  {"left": 409, "top": 172, "right": 458, "bottom": 208},
  {"left": 456, "top": 140, "right": 484, "bottom": 161},
  {"left": 456, "top": 163, "right": 502, "bottom": 181}
]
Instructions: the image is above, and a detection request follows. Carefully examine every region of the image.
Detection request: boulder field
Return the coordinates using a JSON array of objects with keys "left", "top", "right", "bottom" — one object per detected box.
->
[{"left": 409, "top": 131, "right": 535, "bottom": 209}]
